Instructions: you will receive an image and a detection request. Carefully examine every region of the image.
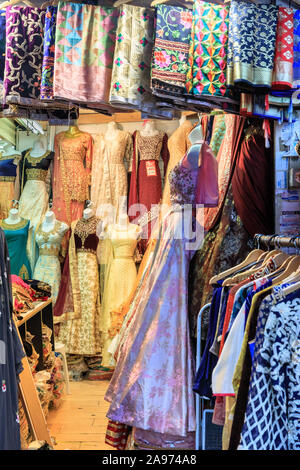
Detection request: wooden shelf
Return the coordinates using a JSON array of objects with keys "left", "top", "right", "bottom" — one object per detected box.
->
[{"left": 16, "top": 299, "right": 52, "bottom": 327}]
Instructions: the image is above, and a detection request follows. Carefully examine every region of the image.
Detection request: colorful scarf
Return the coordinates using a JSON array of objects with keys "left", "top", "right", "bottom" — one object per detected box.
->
[
  {"left": 41, "top": 6, "right": 57, "bottom": 101},
  {"left": 293, "top": 10, "right": 300, "bottom": 89},
  {"left": 227, "top": 1, "right": 278, "bottom": 92},
  {"left": 54, "top": 2, "right": 119, "bottom": 105},
  {"left": 272, "top": 7, "right": 294, "bottom": 90},
  {"left": 151, "top": 4, "right": 192, "bottom": 96},
  {"left": 109, "top": 5, "right": 155, "bottom": 113},
  {"left": 4, "top": 6, "right": 45, "bottom": 105},
  {"left": 186, "top": 0, "right": 229, "bottom": 97}
]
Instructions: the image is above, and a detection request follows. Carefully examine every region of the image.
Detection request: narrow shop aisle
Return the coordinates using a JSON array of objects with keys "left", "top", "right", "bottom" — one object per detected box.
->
[{"left": 46, "top": 380, "right": 115, "bottom": 450}]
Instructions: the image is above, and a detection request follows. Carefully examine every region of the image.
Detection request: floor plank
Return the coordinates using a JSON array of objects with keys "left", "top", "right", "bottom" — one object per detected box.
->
[{"left": 47, "top": 379, "right": 114, "bottom": 451}]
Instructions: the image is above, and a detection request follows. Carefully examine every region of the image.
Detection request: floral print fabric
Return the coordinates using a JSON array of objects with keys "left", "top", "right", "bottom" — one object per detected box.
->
[
  {"left": 151, "top": 4, "right": 192, "bottom": 96},
  {"left": 109, "top": 5, "right": 155, "bottom": 113},
  {"left": 272, "top": 7, "right": 294, "bottom": 90},
  {"left": 226, "top": 0, "right": 278, "bottom": 92},
  {"left": 186, "top": 0, "right": 229, "bottom": 97}
]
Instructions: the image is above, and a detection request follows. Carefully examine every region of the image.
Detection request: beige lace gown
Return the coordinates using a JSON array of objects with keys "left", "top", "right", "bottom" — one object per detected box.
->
[{"left": 91, "top": 131, "right": 133, "bottom": 218}]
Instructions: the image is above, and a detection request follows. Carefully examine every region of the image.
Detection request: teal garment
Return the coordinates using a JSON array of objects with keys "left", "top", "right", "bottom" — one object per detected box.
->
[{"left": 1, "top": 219, "right": 32, "bottom": 280}]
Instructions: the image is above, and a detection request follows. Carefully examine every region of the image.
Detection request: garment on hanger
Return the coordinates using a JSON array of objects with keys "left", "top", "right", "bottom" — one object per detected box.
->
[
  {"left": 151, "top": 4, "right": 192, "bottom": 98},
  {"left": 53, "top": 2, "right": 119, "bottom": 107},
  {"left": 91, "top": 130, "right": 133, "bottom": 214},
  {"left": 128, "top": 130, "right": 169, "bottom": 254},
  {"left": 186, "top": 0, "right": 229, "bottom": 98},
  {"left": 109, "top": 5, "right": 155, "bottom": 113},
  {"left": 40, "top": 5, "right": 57, "bottom": 101},
  {"left": 52, "top": 130, "right": 93, "bottom": 254},
  {"left": 0, "top": 228, "right": 25, "bottom": 450},
  {"left": 0, "top": 218, "right": 32, "bottom": 280},
  {"left": 56, "top": 216, "right": 102, "bottom": 356},
  {"left": 100, "top": 223, "right": 140, "bottom": 368},
  {"left": 0, "top": 155, "right": 20, "bottom": 220},
  {"left": 271, "top": 7, "right": 294, "bottom": 91},
  {"left": 33, "top": 220, "right": 66, "bottom": 305},
  {"left": 3, "top": 5, "right": 45, "bottom": 105},
  {"left": 226, "top": 0, "right": 278, "bottom": 92},
  {"left": 105, "top": 128, "right": 217, "bottom": 449}
]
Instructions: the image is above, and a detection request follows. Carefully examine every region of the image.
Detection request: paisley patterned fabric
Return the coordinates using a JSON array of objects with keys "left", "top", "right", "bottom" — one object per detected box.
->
[
  {"left": 54, "top": 2, "right": 119, "bottom": 105},
  {"left": 186, "top": 0, "right": 229, "bottom": 97},
  {"left": 41, "top": 6, "right": 57, "bottom": 101},
  {"left": 226, "top": 0, "right": 278, "bottom": 92},
  {"left": 4, "top": 6, "right": 45, "bottom": 105},
  {"left": 109, "top": 5, "right": 155, "bottom": 113},
  {"left": 239, "top": 290, "right": 300, "bottom": 450},
  {"left": 151, "top": 4, "right": 192, "bottom": 97},
  {"left": 272, "top": 7, "right": 294, "bottom": 90}
]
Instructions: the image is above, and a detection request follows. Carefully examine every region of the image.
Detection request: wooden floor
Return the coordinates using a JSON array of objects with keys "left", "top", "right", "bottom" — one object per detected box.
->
[{"left": 46, "top": 380, "right": 115, "bottom": 450}]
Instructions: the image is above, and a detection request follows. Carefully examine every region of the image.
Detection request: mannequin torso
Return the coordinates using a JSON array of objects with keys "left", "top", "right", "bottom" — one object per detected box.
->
[
  {"left": 4, "top": 208, "right": 21, "bottom": 225},
  {"left": 140, "top": 120, "right": 159, "bottom": 137}
]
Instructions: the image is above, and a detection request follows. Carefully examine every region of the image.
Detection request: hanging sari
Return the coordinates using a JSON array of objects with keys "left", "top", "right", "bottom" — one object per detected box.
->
[
  {"left": 293, "top": 10, "right": 300, "bottom": 89},
  {"left": 271, "top": 7, "right": 294, "bottom": 91},
  {"left": 41, "top": 6, "right": 57, "bottom": 101},
  {"left": 109, "top": 5, "right": 155, "bottom": 113},
  {"left": 151, "top": 4, "right": 192, "bottom": 97},
  {"left": 54, "top": 2, "right": 119, "bottom": 105},
  {"left": 186, "top": 0, "right": 229, "bottom": 98},
  {"left": 0, "top": 10, "right": 5, "bottom": 106},
  {"left": 4, "top": 6, "right": 45, "bottom": 106},
  {"left": 226, "top": 0, "right": 278, "bottom": 92}
]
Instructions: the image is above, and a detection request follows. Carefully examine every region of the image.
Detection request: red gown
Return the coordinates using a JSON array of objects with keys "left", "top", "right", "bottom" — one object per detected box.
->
[{"left": 128, "top": 130, "right": 169, "bottom": 254}]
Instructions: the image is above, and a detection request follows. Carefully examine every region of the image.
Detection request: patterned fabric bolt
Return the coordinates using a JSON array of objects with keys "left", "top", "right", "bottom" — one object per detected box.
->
[{"left": 41, "top": 6, "right": 57, "bottom": 100}]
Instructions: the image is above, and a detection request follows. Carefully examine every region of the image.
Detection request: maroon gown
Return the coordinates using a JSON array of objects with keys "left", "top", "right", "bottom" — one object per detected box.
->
[{"left": 128, "top": 130, "right": 169, "bottom": 254}]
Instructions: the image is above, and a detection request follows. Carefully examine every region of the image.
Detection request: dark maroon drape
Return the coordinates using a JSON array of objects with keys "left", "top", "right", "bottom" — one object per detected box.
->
[{"left": 232, "top": 131, "right": 274, "bottom": 237}]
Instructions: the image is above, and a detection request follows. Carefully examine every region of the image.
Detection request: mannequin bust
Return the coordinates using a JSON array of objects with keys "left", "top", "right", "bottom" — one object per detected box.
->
[
  {"left": 83, "top": 201, "right": 95, "bottom": 220},
  {"left": 184, "top": 123, "right": 204, "bottom": 168},
  {"left": 30, "top": 134, "right": 48, "bottom": 158},
  {"left": 179, "top": 114, "right": 187, "bottom": 126},
  {"left": 105, "top": 121, "right": 120, "bottom": 139},
  {"left": 4, "top": 207, "right": 21, "bottom": 225},
  {"left": 41, "top": 209, "right": 69, "bottom": 234},
  {"left": 140, "top": 119, "right": 159, "bottom": 137},
  {"left": 111, "top": 213, "right": 142, "bottom": 239},
  {"left": 65, "top": 122, "right": 83, "bottom": 138}
]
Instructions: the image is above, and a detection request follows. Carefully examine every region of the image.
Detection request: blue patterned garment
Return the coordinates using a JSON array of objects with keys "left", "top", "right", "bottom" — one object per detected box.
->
[
  {"left": 0, "top": 10, "right": 5, "bottom": 105},
  {"left": 40, "top": 6, "right": 57, "bottom": 100},
  {"left": 239, "top": 287, "right": 300, "bottom": 450}
]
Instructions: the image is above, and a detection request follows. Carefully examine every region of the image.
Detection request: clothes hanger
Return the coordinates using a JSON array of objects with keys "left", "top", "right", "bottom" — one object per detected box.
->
[
  {"left": 209, "top": 234, "right": 265, "bottom": 285},
  {"left": 114, "top": 0, "right": 132, "bottom": 7}
]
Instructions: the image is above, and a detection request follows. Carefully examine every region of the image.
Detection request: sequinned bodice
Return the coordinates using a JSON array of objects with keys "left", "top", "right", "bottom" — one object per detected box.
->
[
  {"left": 137, "top": 131, "right": 164, "bottom": 161},
  {"left": 21, "top": 149, "right": 54, "bottom": 185},
  {"left": 36, "top": 221, "right": 65, "bottom": 257},
  {"left": 169, "top": 158, "right": 198, "bottom": 207},
  {"left": 74, "top": 216, "right": 100, "bottom": 254}
]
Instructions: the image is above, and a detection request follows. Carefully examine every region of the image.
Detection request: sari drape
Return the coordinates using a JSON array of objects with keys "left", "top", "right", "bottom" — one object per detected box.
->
[
  {"left": 271, "top": 7, "right": 294, "bottom": 91},
  {"left": 41, "top": 6, "right": 57, "bottom": 101}
]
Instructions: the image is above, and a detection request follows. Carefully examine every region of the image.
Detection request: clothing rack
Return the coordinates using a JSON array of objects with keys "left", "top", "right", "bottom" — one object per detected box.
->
[{"left": 254, "top": 233, "right": 300, "bottom": 250}]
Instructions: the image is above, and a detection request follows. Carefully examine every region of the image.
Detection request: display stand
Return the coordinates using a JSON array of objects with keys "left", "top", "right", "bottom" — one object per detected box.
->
[{"left": 15, "top": 300, "right": 54, "bottom": 447}]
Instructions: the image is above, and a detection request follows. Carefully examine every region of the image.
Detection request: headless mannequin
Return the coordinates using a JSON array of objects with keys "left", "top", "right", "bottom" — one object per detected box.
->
[
  {"left": 4, "top": 207, "right": 21, "bottom": 225},
  {"left": 184, "top": 123, "right": 204, "bottom": 169},
  {"left": 105, "top": 122, "right": 120, "bottom": 140},
  {"left": 140, "top": 119, "right": 159, "bottom": 137},
  {"left": 30, "top": 135, "right": 48, "bottom": 158},
  {"left": 65, "top": 122, "right": 83, "bottom": 138},
  {"left": 83, "top": 207, "right": 94, "bottom": 220},
  {"left": 179, "top": 114, "right": 187, "bottom": 126},
  {"left": 111, "top": 213, "right": 142, "bottom": 239},
  {"left": 41, "top": 210, "right": 68, "bottom": 234}
]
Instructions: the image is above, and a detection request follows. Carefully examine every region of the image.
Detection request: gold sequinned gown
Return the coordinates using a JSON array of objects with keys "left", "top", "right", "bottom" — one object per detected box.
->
[
  {"left": 101, "top": 224, "right": 140, "bottom": 367},
  {"left": 57, "top": 216, "right": 102, "bottom": 356},
  {"left": 33, "top": 220, "right": 67, "bottom": 305}
]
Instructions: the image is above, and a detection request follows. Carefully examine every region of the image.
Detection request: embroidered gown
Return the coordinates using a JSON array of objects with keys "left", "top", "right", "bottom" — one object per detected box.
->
[
  {"left": 128, "top": 130, "right": 169, "bottom": 254},
  {"left": 91, "top": 131, "right": 133, "bottom": 217},
  {"left": 57, "top": 216, "right": 102, "bottom": 356},
  {"left": 0, "top": 218, "right": 32, "bottom": 280},
  {"left": 33, "top": 220, "right": 67, "bottom": 305},
  {"left": 18, "top": 149, "right": 54, "bottom": 270},
  {"left": 105, "top": 133, "right": 210, "bottom": 448}
]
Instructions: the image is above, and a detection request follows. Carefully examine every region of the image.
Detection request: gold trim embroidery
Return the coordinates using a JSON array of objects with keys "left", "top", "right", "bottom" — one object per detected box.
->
[{"left": 1, "top": 218, "right": 28, "bottom": 231}]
